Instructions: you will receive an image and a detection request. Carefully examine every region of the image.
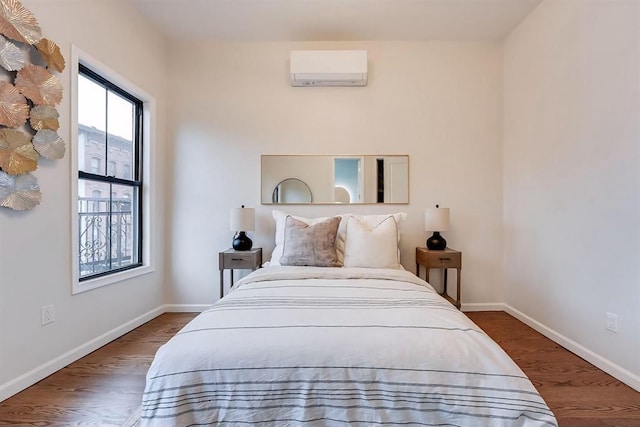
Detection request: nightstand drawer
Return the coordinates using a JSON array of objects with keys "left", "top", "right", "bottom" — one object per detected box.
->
[
  {"left": 431, "top": 254, "right": 460, "bottom": 268},
  {"left": 223, "top": 254, "right": 257, "bottom": 269},
  {"left": 416, "top": 249, "right": 461, "bottom": 269}
]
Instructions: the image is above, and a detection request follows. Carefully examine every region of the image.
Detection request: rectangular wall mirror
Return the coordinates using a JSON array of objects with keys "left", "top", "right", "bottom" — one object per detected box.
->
[{"left": 261, "top": 155, "right": 409, "bottom": 205}]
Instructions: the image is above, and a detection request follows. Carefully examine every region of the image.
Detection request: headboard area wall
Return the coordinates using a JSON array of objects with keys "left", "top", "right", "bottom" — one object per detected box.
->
[{"left": 165, "top": 40, "right": 504, "bottom": 306}]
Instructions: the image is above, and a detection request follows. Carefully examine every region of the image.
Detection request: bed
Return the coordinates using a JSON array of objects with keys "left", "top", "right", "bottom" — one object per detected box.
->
[{"left": 141, "top": 212, "right": 557, "bottom": 426}]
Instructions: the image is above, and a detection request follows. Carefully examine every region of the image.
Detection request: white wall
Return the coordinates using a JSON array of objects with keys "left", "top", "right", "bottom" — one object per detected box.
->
[
  {"left": 165, "top": 41, "right": 505, "bottom": 305},
  {"left": 503, "top": 0, "right": 640, "bottom": 387},
  {"left": 0, "top": 0, "right": 168, "bottom": 399}
]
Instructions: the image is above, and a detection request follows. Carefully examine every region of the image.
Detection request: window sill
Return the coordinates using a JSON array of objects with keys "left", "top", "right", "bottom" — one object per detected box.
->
[{"left": 72, "top": 265, "right": 154, "bottom": 295}]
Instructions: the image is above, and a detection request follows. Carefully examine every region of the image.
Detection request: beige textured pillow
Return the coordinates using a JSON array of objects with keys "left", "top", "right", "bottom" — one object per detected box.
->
[
  {"left": 269, "top": 210, "right": 347, "bottom": 266},
  {"left": 279, "top": 216, "right": 341, "bottom": 267}
]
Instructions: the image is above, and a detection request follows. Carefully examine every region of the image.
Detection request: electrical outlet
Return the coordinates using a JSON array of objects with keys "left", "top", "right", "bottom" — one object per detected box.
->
[
  {"left": 606, "top": 312, "right": 618, "bottom": 333},
  {"left": 41, "top": 304, "right": 55, "bottom": 326}
]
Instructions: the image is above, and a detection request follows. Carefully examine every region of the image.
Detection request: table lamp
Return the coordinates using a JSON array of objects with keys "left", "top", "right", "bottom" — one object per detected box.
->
[
  {"left": 230, "top": 205, "right": 255, "bottom": 251},
  {"left": 424, "top": 205, "right": 450, "bottom": 250}
]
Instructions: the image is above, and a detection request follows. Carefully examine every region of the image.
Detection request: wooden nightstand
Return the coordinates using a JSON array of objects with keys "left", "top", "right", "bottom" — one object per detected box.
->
[
  {"left": 219, "top": 248, "right": 262, "bottom": 298},
  {"left": 416, "top": 247, "right": 462, "bottom": 309}
]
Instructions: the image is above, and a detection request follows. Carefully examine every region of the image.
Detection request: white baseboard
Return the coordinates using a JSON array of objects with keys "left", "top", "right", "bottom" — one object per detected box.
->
[
  {"left": 462, "top": 302, "right": 506, "bottom": 312},
  {"left": 0, "top": 306, "right": 165, "bottom": 402},
  {"left": 504, "top": 304, "right": 640, "bottom": 392},
  {"left": 0, "top": 303, "right": 212, "bottom": 402}
]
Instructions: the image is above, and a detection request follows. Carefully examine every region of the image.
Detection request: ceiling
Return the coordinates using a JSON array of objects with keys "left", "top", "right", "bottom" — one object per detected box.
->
[{"left": 130, "top": 0, "right": 542, "bottom": 42}]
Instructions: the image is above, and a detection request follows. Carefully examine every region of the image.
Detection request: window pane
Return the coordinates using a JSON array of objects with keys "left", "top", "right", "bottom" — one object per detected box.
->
[
  {"left": 107, "top": 91, "right": 135, "bottom": 180},
  {"left": 78, "top": 179, "right": 111, "bottom": 278},
  {"left": 78, "top": 180, "right": 140, "bottom": 278},
  {"left": 78, "top": 75, "right": 106, "bottom": 174},
  {"left": 110, "top": 184, "right": 139, "bottom": 269}
]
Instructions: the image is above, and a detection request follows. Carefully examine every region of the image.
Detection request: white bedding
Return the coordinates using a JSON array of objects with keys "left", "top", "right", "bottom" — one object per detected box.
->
[{"left": 141, "top": 266, "right": 557, "bottom": 426}]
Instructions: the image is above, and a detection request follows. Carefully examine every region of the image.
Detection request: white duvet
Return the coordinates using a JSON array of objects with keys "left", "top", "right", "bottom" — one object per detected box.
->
[{"left": 141, "top": 266, "right": 557, "bottom": 426}]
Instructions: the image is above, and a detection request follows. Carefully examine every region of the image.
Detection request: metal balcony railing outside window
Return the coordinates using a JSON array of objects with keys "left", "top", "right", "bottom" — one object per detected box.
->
[{"left": 78, "top": 196, "right": 135, "bottom": 278}]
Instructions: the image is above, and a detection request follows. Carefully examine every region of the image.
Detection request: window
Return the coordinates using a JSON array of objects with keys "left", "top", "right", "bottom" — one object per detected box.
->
[
  {"left": 90, "top": 157, "right": 101, "bottom": 174},
  {"left": 77, "top": 64, "right": 143, "bottom": 281}
]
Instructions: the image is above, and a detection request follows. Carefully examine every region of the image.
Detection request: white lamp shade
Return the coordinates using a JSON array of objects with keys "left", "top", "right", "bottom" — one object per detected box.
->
[
  {"left": 424, "top": 207, "right": 450, "bottom": 232},
  {"left": 230, "top": 207, "right": 255, "bottom": 231}
]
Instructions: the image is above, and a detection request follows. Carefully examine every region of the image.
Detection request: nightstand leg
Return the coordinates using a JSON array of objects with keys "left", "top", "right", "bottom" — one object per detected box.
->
[
  {"left": 456, "top": 268, "right": 461, "bottom": 309},
  {"left": 443, "top": 269, "right": 448, "bottom": 297},
  {"left": 219, "top": 269, "right": 223, "bottom": 299}
]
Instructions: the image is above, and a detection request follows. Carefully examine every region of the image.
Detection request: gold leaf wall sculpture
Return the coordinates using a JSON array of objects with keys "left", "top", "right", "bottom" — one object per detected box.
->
[
  {"left": 0, "top": 128, "right": 38, "bottom": 174},
  {"left": 36, "top": 38, "right": 64, "bottom": 72},
  {"left": 0, "top": 34, "right": 23, "bottom": 71},
  {"left": 0, "top": 170, "right": 41, "bottom": 210},
  {"left": 0, "top": 0, "right": 65, "bottom": 211},
  {"left": 0, "top": 0, "right": 41, "bottom": 45},
  {"left": 15, "top": 64, "right": 63, "bottom": 106},
  {"left": 32, "top": 129, "right": 64, "bottom": 160},
  {"left": 29, "top": 104, "right": 59, "bottom": 131},
  {"left": 0, "top": 80, "right": 28, "bottom": 127}
]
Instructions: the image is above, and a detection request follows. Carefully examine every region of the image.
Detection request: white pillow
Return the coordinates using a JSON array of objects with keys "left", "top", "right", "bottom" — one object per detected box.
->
[
  {"left": 338, "top": 213, "right": 406, "bottom": 258},
  {"left": 345, "top": 213, "right": 406, "bottom": 240},
  {"left": 343, "top": 215, "right": 401, "bottom": 269}
]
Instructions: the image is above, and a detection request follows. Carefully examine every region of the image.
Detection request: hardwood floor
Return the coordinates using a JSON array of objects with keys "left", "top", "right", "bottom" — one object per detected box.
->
[
  {"left": 466, "top": 311, "right": 640, "bottom": 427},
  {"left": 0, "top": 313, "right": 197, "bottom": 427},
  {"left": 0, "top": 311, "right": 638, "bottom": 426}
]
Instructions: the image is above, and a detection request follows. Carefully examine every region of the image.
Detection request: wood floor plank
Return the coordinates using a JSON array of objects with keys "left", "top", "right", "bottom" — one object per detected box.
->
[{"left": 0, "top": 311, "right": 638, "bottom": 426}]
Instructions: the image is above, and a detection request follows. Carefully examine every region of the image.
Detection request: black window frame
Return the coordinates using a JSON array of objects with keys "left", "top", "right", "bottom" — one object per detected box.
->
[{"left": 78, "top": 63, "right": 144, "bottom": 281}]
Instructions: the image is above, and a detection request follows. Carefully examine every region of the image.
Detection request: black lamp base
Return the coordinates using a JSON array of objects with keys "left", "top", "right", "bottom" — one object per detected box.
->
[
  {"left": 426, "top": 232, "right": 447, "bottom": 250},
  {"left": 232, "top": 231, "right": 253, "bottom": 251}
]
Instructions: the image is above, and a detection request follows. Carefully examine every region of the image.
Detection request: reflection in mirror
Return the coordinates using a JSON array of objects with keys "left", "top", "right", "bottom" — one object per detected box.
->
[
  {"left": 272, "top": 178, "right": 313, "bottom": 203},
  {"left": 334, "top": 158, "right": 361, "bottom": 203},
  {"left": 261, "top": 155, "right": 409, "bottom": 205}
]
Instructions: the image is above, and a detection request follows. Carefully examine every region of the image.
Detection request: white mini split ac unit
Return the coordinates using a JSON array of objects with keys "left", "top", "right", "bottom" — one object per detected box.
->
[{"left": 290, "top": 50, "right": 368, "bottom": 87}]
